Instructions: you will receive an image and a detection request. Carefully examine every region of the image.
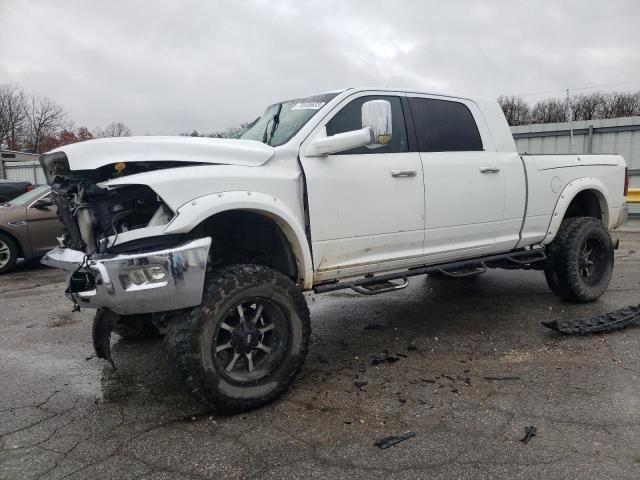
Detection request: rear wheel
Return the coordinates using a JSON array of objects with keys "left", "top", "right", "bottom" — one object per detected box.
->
[
  {"left": 166, "top": 264, "right": 310, "bottom": 412},
  {"left": 544, "top": 217, "right": 614, "bottom": 302},
  {"left": 0, "top": 233, "right": 18, "bottom": 274}
]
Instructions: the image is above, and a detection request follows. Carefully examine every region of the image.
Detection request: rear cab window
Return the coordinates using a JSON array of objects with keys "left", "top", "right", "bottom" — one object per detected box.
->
[{"left": 408, "top": 97, "right": 483, "bottom": 152}]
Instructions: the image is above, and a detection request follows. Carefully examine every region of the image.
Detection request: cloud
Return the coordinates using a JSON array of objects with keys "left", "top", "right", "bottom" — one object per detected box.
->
[{"left": 2, "top": 0, "right": 639, "bottom": 134}]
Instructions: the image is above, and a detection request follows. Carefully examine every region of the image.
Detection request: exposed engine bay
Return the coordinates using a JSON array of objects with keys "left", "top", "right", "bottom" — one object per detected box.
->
[
  {"left": 42, "top": 153, "right": 178, "bottom": 254},
  {"left": 54, "top": 182, "right": 172, "bottom": 254}
]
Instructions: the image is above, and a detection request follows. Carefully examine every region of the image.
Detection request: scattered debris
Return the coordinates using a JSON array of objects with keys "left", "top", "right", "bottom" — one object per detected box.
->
[
  {"left": 542, "top": 304, "right": 640, "bottom": 335},
  {"left": 483, "top": 376, "right": 521, "bottom": 381},
  {"left": 520, "top": 425, "right": 537, "bottom": 445},
  {"left": 374, "top": 431, "right": 416, "bottom": 449},
  {"left": 370, "top": 353, "right": 401, "bottom": 365},
  {"left": 48, "top": 313, "right": 78, "bottom": 328}
]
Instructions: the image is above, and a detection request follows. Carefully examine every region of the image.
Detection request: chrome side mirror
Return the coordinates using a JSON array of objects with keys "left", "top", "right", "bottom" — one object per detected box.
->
[{"left": 361, "top": 99, "right": 392, "bottom": 147}]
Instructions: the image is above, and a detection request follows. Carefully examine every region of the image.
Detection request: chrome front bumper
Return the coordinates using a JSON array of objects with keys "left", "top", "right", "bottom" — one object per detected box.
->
[{"left": 42, "top": 237, "right": 211, "bottom": 315}]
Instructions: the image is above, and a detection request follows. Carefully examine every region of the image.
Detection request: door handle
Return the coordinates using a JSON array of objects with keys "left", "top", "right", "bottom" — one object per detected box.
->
[
  {"left": 479, "top": 166, "right": 501, "bottom": 173},
  {"left": 391, "top": 169, "right": 417, "bottom": 177}
]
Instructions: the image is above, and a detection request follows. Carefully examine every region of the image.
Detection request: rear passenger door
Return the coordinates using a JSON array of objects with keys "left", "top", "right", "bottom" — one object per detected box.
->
[{"left": 407, "top": 95, "right": 505, "bottom": 258}]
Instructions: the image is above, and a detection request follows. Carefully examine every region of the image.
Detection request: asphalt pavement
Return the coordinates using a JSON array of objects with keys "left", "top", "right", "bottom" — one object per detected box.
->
[{"left": 1, "top": 230, "right": 640, "bottom": 479}]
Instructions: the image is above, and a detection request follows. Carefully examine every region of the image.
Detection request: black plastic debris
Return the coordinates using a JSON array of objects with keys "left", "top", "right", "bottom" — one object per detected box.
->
[
  {"left": 92, "top": 308, "right": 118, "bottom": 369},
  {"left": 520, "top": 425, "right": 537, "bottom": 445},
  {"left": 374, "top": 431, "right": 416, "bottom": 449},
  {"left": 370, "top": 353, "right": 401, "bottom": 366},
  {"left": 543, "top": 304, "right": 640, "bottom": 335}
]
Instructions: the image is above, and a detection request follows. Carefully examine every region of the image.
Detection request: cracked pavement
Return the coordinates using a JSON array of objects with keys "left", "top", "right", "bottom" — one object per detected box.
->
[{"left": 2, "top": 230, "right": 640, "bottom": 479}]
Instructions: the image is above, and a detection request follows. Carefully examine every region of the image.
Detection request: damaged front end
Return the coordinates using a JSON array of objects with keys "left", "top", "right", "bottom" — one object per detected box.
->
[
  {"left": 40, "top": 151, "right": 212, "bottom": 366},
  {"left": 39, "top": 151, "right": 211, "bottom": 315},
  {"left": 42, "top": 152, "right": 181, "bottom": 254}
]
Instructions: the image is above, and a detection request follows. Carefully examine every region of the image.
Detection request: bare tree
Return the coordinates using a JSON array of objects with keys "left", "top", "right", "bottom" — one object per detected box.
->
[
  {"left": 96, "top": 122, "right": 131, "bottom": 138},
  {"left": 497, "top": 95, "right": 531, "bottom": 126},
  {"left": 601, "top": 92, "right": 640, "bottom": 119},
  {"left": 0, "top": 84, "right": 27, "bottom": 150},
  {"left": 76, "top": 126, "right": 94, "bottom": 142},
  {"left": 530, "top": 98, "right": 568, "bottom": 124},
  {"left": 208, "top": 122, "right": 253, "bottom": 139},
  {"left": 571, "top": 92, "right": 606, "bottom": 120},
  {"left": 24, "top": 95, "right": 66, "bottom": 153}
]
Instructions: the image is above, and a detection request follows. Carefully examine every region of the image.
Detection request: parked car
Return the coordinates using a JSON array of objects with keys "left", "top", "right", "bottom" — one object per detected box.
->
[
  {"left": 41, "top": 87, "right": 628, "bottom": 412},
  {"left": 0, "top": 179, "right": 34, "bottom": 203},
  {"left": 0, "top": 186, "right": 62, "bottom": 274}
]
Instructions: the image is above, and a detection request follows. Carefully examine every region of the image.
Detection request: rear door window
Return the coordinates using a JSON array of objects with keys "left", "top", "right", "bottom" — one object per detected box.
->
[{"left": 408, "top": 97, "right": 483, "bottom": 152}]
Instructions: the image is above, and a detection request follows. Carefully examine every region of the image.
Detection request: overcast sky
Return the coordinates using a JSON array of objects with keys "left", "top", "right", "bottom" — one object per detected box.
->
[{"left": 2, "top": 0, "right": 639, "bottom": 135}]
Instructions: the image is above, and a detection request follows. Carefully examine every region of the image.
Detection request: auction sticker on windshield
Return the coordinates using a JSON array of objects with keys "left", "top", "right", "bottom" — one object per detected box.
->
[{"left": 291, "top": 102, "right": 325, "bottom": 110}]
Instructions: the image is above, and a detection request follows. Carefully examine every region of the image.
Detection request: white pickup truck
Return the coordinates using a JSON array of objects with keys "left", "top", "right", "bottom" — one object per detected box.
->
[{"left": 40, "top": 87, "right": 629, "bottom": 412}]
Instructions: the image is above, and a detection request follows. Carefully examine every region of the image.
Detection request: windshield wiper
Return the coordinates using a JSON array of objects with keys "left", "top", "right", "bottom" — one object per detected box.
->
[{"left": 262, "top": 103, "right": 283, "bottom": 145}]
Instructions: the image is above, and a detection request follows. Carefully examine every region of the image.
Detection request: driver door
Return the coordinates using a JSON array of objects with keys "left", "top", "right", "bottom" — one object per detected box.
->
[{"left": 299, "top": 92, "right": 425, "bottom": 281}]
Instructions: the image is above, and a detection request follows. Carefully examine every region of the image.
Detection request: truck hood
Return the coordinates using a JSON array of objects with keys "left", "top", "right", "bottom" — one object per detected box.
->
[{"left": 49, "top": 136, "right": 275, "bottom": 170}]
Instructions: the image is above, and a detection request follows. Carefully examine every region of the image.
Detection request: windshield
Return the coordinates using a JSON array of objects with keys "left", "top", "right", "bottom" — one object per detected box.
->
[
  {"left": 239, "top": 92, "right": 339, "bottom": 146},
  {"left": 5, "top": 186, "right": 49, "bottom": 206}
]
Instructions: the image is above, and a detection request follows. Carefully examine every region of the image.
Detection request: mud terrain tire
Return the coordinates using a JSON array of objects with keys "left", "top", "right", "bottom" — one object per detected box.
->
[
  {"left": 544, "top": 217, "right": 614, "bottom": 303},
  {"left": 166, "top": 264, "right": 310, "bottom": 412}
]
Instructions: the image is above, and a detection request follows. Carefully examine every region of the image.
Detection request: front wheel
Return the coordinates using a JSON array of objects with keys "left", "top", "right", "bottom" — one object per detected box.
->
[
  {"left": 166, "top": 264, "right": 310, "bottom": 412},
  {"left": 0, "top": 233, "right": 18, "bottom": 274},
  {"left": 544, "top": 217, "right": 614, "bottom": 302}
]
